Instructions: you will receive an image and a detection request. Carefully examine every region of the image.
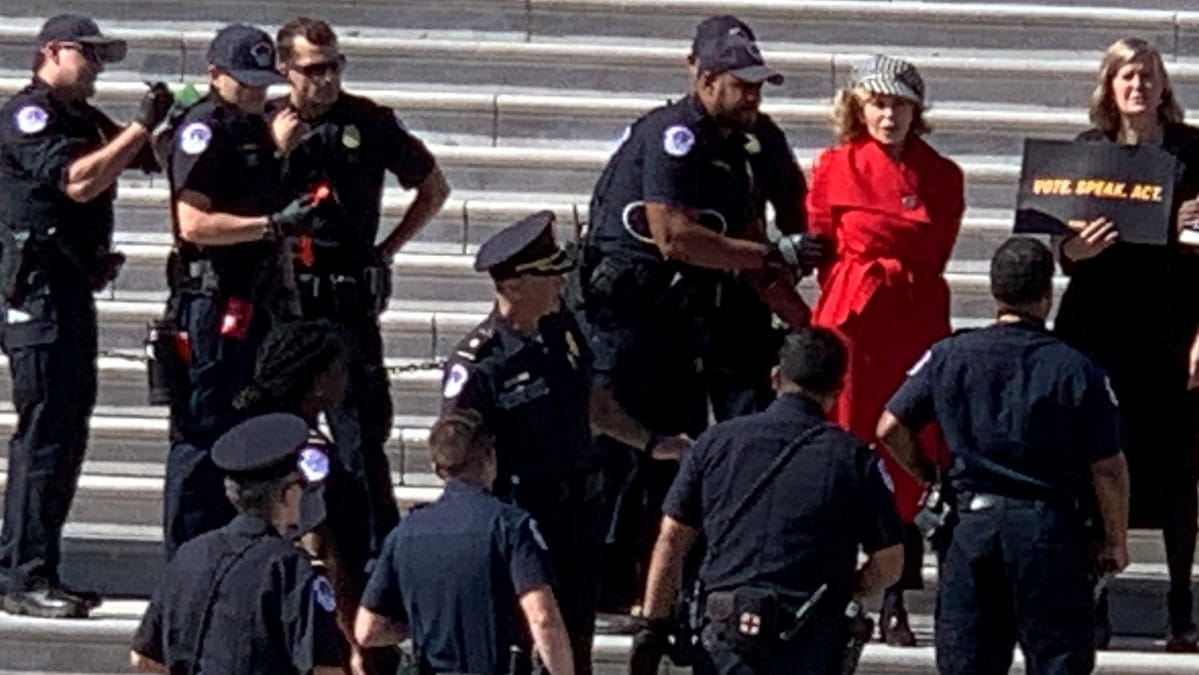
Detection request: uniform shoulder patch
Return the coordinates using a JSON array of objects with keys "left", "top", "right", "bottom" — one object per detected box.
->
[
  {"left": 312, "top": 576, "right": 336, "bottom": 612},
  {"left": 443, "top": 362, "right": 471, "bottom": 399},
  {"left": 14, "top": 105, "right": 48, "bottom": 134},
  {"left": 663, "top": 125, "right": 695, "bottom": 158},
  {"left": 179, "top": 122, "right": 212, "bottom": 155}
]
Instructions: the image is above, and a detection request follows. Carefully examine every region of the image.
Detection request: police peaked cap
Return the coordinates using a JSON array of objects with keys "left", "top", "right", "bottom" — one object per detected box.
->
[
  {"left": 212, "top": 413, "right": 323, "bottom": 482},
  {"left": 474, "top": 210, "right": 575, "bottom": 280}
]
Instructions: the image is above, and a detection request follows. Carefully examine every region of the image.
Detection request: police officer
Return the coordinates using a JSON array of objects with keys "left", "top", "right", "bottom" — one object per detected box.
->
[
  {"left": 159, "top": 24, "right": 319, "bottom": 558},
  {"left": 579, "top": 25, "right": 826, "bottom": 611},
  {"left": 270, "top": 16, "right": 451, "bottom": 560},
  {"left": 130, "top": 413, "right": 345, "bottom": 674},
  {"left": 633, "top": 327, "right": 904, "bottom": 673},
  {"left": 442, "top": 211, "right": 684, "bottom": 674},
  {"left": 685, "top": 15, "right": 811, "bottom": 421},
  {"left": 0, "top": 14, "right": 172, "bottom": 618},
  {"left": 877, "top": 237, "right": 1131, "bottom": 675},
  {"left": 355, "top": 410, "right": 576, "bottom": 675}
]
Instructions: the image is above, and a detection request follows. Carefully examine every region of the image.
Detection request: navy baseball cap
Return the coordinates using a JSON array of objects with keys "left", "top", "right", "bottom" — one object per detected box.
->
[
  {"left": 206, "top": 24, "right": 285, "bottom": 87},
  {"left": 36, "top": 14, "right": 127, "bottom": 64},
  {"left": 475, "top": 210, "right": 574, "bottom": 280},
  {"left": 690, "top": 15, "right": 756, "bottom": 56},
  {"left": 694, "top": 30, "right": 783, "bottom": 85}
]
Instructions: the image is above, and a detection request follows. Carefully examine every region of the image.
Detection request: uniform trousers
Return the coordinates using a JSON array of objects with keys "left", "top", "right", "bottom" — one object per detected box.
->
[
  {"left": 0, "top": 281, "right": 96, "bottom": 592},
  {"left": 704, "top": 279, "right": 778, "bottom": 422},
  {"left": 936, "top": 496, "right": 1095, "bottom": 675}
]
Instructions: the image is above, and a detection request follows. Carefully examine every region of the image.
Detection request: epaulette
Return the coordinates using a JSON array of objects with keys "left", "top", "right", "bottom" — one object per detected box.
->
[{"left": 453, "top": 324, "right": 496, "bottom": 363}]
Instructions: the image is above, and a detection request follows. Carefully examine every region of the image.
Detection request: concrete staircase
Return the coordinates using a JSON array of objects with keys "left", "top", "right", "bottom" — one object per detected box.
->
[{"left": 0, "top": 0, "right": 1198, "bottom": 671}]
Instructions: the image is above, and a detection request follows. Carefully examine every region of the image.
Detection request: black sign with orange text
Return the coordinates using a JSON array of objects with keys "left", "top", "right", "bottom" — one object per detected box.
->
[{"left": 1014, "top": 139, "right": 1180, "bottom": 245}]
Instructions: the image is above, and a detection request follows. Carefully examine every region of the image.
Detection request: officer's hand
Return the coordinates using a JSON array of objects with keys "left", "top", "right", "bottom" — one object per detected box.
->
[
  {"left": 1100, "top": 540, "right": 1130, "bottom": 574},
  {"left": 773, "top": 233, "right": 832, "bottom": 276},
  {"left": 628, "top": 618, "right": 670, "bottom": 675},
  {"left": 134, "top": 82, "right": 174, "bottom": 131},
  {"left": 1179, "top": 197, "right": 1199, "bottom": 233},
  {"left": 267, "top": 195, "right": 318, "bottom": 238},
  {"left": 1061, "top": 217, "right": 1118, "bottom": 261},
  {"left": 271, "top": 108, "right": 309, "bottom": 156},
  {"left": 648, "top": 434, "right": 692, "bottom": 462}
]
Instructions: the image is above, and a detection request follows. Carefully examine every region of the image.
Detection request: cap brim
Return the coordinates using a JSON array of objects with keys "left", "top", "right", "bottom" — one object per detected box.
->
[
  {"left": 76, "top": 37, "right": 127, "bottom": 63},
  {"left": 227, "top": 68, "right": 286, "bottom": 87},
  {"left": 854, "top": 77, "right": 923, "bottom": 106},
  {"left": 730, "top": 64, "right": 784, "bottom": 86}
]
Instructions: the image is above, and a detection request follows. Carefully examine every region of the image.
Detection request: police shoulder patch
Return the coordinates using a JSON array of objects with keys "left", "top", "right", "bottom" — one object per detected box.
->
[
  {"left": 443, "top": 362, "right": 470, "bottom": 399},
  {"left": 663, "top": 125, "right": 695, "bottom": 158},
  {"left": 179, "top": 122, "right": 212, "bottom": 155},
  {"left": 14, "top": 105, "right": 48, "bottom": 134},
  {"left": 312, "top": 576, "right": 336, "bottom": 612}
]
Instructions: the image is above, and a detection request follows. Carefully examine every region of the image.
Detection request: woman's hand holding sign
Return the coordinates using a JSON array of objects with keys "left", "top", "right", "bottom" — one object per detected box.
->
[{"left": 1061, "top": 217, "right": 1119, "bottom": 261}]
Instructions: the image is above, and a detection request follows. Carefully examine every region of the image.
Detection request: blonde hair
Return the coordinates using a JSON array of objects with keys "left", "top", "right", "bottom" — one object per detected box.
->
[
  {"left": 1090, "top": 37, "right": 1184, "bottom": 135},
  {"left": 831, "top": 87, "right": 930, "bottom": 145}
]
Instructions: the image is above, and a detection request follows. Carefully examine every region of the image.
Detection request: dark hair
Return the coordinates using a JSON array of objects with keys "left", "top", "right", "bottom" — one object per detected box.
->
[
  {"left": 225, "top": 473, "right": 297, "bottom": 518},
  {"left": 778, "top": 327, "right": 848, "bottom": 396},
  {"left": 990, "top": 237, "right": 1054, "bottom": 306},
  {"left": 429, "top": 409, "right": 495, "bottom": 479},
  {"left": 234, "top": 319, "right": 349, "bottom": 415},
  {"left": 276, "top": 16, "right": 338, "bottom": 65}
]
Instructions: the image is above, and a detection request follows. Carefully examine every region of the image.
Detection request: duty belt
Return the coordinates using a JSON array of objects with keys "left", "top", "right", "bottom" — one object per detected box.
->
[{"left": 957, "top": 491, "right": 1082, "bottom": 513}]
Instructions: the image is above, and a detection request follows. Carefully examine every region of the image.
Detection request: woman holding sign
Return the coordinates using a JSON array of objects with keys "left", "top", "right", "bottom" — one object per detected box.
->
[
  {"left": 806, "top": 54, "right": 963, "bottom": 646},
  {"left": 1054, "top": 37, "right": 1199, "bottom": 652}
]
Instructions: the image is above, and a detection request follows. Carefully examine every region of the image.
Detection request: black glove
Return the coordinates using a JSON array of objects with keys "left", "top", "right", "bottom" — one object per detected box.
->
[
  {"left": 772, "top": 233, "right": 832, "bottom": 276},
  {"left": 267, "top": 195, "right": 318, "bottom": 238},
  {"left": 135, "top": 82, "right": 174, "bottom": 131},
  {"left": 628, "top": 619, "right": 671, "bottom": 675}
]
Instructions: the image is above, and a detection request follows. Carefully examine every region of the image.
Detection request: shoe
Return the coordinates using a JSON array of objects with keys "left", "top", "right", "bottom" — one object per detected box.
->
[
  {"left": 1, "top": 588, "right": 91, "bottom": 619},
  {"left": 880, "top": 605, "right": 917, "bottom": 647},
  {"left": 54, "top": 585, "right": 101, "bottom": 611},
  {"left": 1167, "top": 626, "right": 1199, "bottom": 653}
]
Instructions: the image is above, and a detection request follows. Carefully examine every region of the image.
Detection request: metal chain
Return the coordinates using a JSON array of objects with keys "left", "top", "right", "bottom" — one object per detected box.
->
[{"left": 98, "top": 348, "right": 446, "bottom": 374}]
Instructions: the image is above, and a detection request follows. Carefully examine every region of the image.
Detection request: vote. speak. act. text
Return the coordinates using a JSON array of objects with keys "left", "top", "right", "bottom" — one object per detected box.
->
[{"left": 1031, "top": 178, "right": 1164, "bottom": 202}]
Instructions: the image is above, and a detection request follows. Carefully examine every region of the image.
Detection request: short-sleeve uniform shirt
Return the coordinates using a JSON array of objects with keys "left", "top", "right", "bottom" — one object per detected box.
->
[
  {"left": 167, "top": 96, "right": 284, "bottom": 295},
  {"left": 131, "top": 514, "right": 343, "bottom": 674},
  {"left": 885, "top": 320, "right": 1122, "bottom": 501},
  {"left": 663, "top": 393, "right": 903, "bottom": 604},
  {"left": 360, "top": 480, "right": 555, "bottom": 675},
  {"left": 0, "top": 78, "right": 124, "bottom": 280},
  {"left": 268, "top": 92, "right": 436, "bottom": 272}
]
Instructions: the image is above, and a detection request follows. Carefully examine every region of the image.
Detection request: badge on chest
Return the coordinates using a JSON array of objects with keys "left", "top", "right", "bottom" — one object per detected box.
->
[{"left": 497, "top": 371, "right": 550, "bottom": 410}]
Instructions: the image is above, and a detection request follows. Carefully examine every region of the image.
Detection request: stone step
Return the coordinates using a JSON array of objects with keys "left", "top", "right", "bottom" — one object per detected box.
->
[
  {"left": 1, "top": 3, "right": 1195, "bottom": 67},
  {"left": 0, "top": 587, "right": 1195, "bottom": 673},
  {"left": 0, "top": 78, "right": 1099, "bottom": 157}
]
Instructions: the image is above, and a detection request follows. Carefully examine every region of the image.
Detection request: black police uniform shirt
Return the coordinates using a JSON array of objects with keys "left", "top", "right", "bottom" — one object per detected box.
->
[
  {"left": 886, "top": 320, "right": 1122, "bottom": 502},
  {"left": 662, "top": 393, "right": 903, "bottom": 603},
  {"left": 168, "top": 94, "right": 285, "bottom": 296},
  {"left": 131, "top": 514, "right": 343, "bottom": 674},
  {"left": 747, "top": 112, "right": 805, "bottom": 236},
  {"left": 441, "top": 309, "right": 596, "bottom": 489},
  {"left": 268, "top": 92, "right": 436, "bottom": 274},
  {"left": 587, "top": 95, "right": 757, "bottom": 268},
  {"left": 360, "top": 480, "right": 555, "bottom": 674},
  {"left": 0, "top": 79, "right": 144, "bottom": 284}
]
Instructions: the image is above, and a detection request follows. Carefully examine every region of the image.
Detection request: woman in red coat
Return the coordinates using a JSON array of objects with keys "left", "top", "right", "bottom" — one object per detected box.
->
[{"left": 807, "top": 54, "right": 964, "bottom": 646}]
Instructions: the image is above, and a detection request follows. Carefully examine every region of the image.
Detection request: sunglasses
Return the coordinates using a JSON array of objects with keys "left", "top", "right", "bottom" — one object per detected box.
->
[
  {"left": 58, "top": 42, "right": 101, "bottom": 64},
  {"left": 290, "top": 55, "right": 346, "bottom": 78}
]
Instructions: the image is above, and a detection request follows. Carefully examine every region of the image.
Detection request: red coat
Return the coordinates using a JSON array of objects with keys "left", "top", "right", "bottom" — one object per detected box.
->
[{"left": 807, "top": 137, "right": 964, "bottom": 521}]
